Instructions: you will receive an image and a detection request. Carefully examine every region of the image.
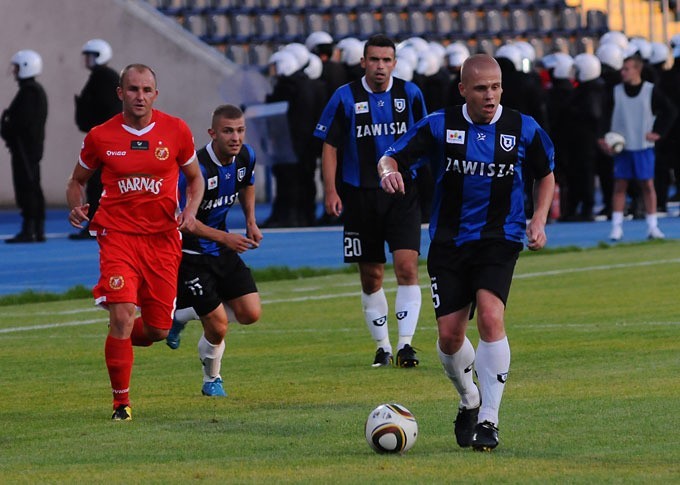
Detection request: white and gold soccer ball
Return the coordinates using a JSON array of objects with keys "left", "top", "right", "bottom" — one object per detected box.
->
[
  {"left": 604, "top": 131, "right": 626, "bottom": 154},
  {"left": 365, "top": 403, "right": 418, "bottom": 454}
]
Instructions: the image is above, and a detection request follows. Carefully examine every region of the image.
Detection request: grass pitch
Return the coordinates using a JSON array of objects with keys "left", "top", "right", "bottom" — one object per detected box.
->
[{"left": 1, "top": 241, "right": 679, "bottom": 483}]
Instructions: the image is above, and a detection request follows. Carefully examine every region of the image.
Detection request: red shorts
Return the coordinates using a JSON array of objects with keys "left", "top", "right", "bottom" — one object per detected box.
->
[{"left": 93, "top": 230, "right": 182, "bottom": 330}]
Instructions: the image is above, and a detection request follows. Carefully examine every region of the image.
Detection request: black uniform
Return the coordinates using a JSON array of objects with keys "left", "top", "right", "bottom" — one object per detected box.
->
[
  {"left": 545, "top": 77, "right": 574, "bottom": 219},
  {"left": 72, "top": 64, "right": 120, "bottom": 238},
  {"left": 1, "top": 78, "right": 48, "bottom": 242}
]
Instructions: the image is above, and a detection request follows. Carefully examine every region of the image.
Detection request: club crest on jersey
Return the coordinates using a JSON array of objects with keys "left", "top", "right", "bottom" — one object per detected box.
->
[
  {"left": 208, "top": 176, "right": 218, "bottom": 190},
  {"left": 355, "top": 101, "right": 369, "bottom": 114},
  {"left": 237, "top": 167, "right": 246, "bottom": 181},
  {"left": 155, "top": 146, "right": 170, "bottom": 160},
  {"left": 446, "top": 129, "right": 465, "bottom": 144},
  {"left": 500, "top": 134, "right": 516, "bottom": 152},
  {"left": 393, "top": 98, "right": 405, "bottom": 113},
  {"left": 109, "top": 275, "right": 125, "bottom": 290}
]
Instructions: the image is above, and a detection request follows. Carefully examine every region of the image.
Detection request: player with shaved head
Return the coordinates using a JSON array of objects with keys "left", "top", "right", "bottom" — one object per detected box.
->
[{"left": 378, "top": 54, "right": 555, "bottom": 451}]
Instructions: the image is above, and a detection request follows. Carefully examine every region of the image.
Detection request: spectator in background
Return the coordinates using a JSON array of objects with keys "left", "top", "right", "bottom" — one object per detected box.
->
[
  {"left": 337, "top": 37, "right": 364, "bottom": 82},
  {"left": 664, "top": 34, "right": 680, "bottom": 204},
  {"left": 562, "top": 54, "right": 607, "bottom": 221},
  {"left": 542, "top": 52, "right": 574, "bottom": 220},
  {"left": 1, "top": 50, "right": 48, "bottom": 243},
  {"left": 70, "top": 39, "right": 121, "bottom": 240},
  {"left": 649, "top": 41, "right": 673, "bottom": 214},
  {"left": 305, "top": 31, "right": 348, "bottom": 97},
  {"left": 602, "top": 54, "right": 677, "bottom": 241},
  {"left": 263, "top": 47, "right": 318, "bottom": 227},
  {"left": 445, "top": 42, "right": 469, "bottom": 107},
  {"left": 595, "top": 42, "right": 625, "bottom": 220}
]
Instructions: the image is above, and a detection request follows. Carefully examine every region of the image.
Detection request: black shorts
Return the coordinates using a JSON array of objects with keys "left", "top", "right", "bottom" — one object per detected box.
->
[
  {"left": 427, "top": 239, "right": 522, "bottom": 318},
  {"left": 176, "top": 251, "right": 258, "bottom": 317},
  {"left": 341, "top": 184, "right": 421, "bottom": 263}
]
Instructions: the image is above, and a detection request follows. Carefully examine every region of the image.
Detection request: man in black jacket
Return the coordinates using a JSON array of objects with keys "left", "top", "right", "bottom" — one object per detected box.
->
[
  {"left": 1, "top": 50, "right": 48, "bottom": 243},
  {"left": 70, "top": 39, "right": 120, "bottom": 239}
]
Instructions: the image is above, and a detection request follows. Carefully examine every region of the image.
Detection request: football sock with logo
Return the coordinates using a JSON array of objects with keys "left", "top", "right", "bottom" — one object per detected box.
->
[
  {"left": 105, "top": 335, "right": 133, "bottom": 407},
  {"left": 361, "top": 288, "right": 391, "bottom": 352},
  {"left": 130, "top": 317, "right": 153, "bottom": 347},
  {"left": 475, "top": 337, "right": 510, "bottom": 425},
  {"left": 437, "top": 337, "right": 480, "bottom": 409},
  {"left": 198, "top": 334, "right": 225, "bottom": 382},
  {"left": 395, "top": 285, "right": 421, "bottom": 351}
]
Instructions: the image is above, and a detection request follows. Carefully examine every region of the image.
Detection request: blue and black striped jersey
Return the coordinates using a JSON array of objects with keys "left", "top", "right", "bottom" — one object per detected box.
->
[
  {"left": 386, "top": 104, "right": 554, "bottom": 246},
  {"left": 313, "top": 76, "right": 427, "bottom": 188},
  {"left": 178, "top": 142, "right": 256, "bottom": 256}
]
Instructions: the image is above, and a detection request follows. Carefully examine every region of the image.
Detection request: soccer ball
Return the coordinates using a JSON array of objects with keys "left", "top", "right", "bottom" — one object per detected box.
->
[
  {"left": 604, "top": 131, "right": 626, "bottom": 154},
  {"left": 365, "top": 403, "right": 418, "bottom": 454}
]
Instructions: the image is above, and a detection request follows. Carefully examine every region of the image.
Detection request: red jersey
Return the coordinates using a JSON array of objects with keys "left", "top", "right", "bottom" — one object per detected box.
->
[{"left": 79, "top": 110, "right": 196, "bottom": 234}]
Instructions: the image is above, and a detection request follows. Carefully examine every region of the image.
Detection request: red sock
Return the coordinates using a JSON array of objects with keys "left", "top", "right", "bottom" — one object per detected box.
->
[
  {"left": 130, "top": 317, "right": 153, "bottom": 347},
  {"left": 105, "top": 335, "right": 133, "bottom": 408}
]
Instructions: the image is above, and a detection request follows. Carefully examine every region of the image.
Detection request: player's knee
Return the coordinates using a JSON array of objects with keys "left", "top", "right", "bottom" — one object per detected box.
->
[
  {"left": 236, "top": 306, "right": 261, "bottom": 325},
  {"left": 146, "top": 325, "right": 169, "bottom": 341}
]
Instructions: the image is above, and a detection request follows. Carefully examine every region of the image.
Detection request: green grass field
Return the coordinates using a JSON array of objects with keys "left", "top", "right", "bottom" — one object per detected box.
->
[{"left": 1, "top": 242, "right": 680, "bottom": 483}]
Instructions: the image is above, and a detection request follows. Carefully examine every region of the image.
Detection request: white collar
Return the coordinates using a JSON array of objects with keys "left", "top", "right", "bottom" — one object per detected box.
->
[
  {"left": 361, "top": 75, "right": 394, "bottom": 94},
  {"left": 121, "top": 122, "right": 156, "bottom": 136},
  {"left": 462, "top": 104, "right": 503, "bottom": 125}
]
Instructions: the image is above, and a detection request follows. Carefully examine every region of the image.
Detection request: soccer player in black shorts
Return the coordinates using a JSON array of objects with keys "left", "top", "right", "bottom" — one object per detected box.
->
[
  {"left": 314, "top": 34, "right": 428, "bottom": 368},
  {"left": 167, "top": 104, "right": 263, "bottom": 397},
  {"left": 378, "top": 54, "right": 555, "bottom": 451}
]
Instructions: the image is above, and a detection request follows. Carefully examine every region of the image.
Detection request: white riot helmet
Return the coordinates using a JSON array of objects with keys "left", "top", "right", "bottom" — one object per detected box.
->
[
  {"left": 573, "top": 53, "right": 601, "bottom": 82},
  {"left": 626, "top": 37, "right": 652, "bottom": 61},
  {"left": 283, "top": 42, "right": 310, "bottom": 70},
  {"left": 446, "top": 42, "right": 470, "bottom": 68},
  {"left": 337, "top": 37, "right": 363, "bottom": 66},
  {"left": 416, "top": 50, "right": 442, "bottom": 77},
  {"left": 595, "top": 42, "right": 624, "bottom": 70},
  {"left": 428, "top": 41, "right": 447, "bottom": 62},
  {"left": 671, "top": 33, "right": 680, "bottom": 58},
  {"left": 304, "top": 53, "right": 323, "bottom": 80},
  {"left": 649, "top": 42, "right": 669, "bottom": 65},
  {"left": 396, "top": 44, "right": 419, "bottom": 70},
  {"left": 599, "top": 31, "right": 629, "bottom": 51},
  {"left": 495, "top": 44, "right": 523, "bottom": 71},
  {"left": 392, "top": 58, "right": 414, "bottom": 81},
  {"left": 305, "top": 31, "right": 333, "bottom": 53},
  {"left": 402, "top": 36, "right": 430, "bottom": 54},
  {"left": 514, "top": 40, "right": 536, "bottom": 72},
  {"left": 542, "top": 52, "right": 573, "bottom": 79},
  {"left": 82, "top": 38, "right": 112, "bottom": 65},
  {"left": 268, "top": 50, "right": 299, "bottom": 77},
  {"left": 11, "top": 50, "right": 42, "bottom": 79}
]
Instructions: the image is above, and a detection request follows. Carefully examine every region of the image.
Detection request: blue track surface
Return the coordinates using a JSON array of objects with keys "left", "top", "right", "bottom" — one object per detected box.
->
[{"left": 1, "top": 205, "right": 679, "bottom": 295}]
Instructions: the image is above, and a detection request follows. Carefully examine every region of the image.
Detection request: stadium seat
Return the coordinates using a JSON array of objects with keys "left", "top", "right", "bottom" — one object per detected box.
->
[
  {"left": 559, "top": 7, "right": 581, "bottom": 34},
  {"left": 382, "top": 11, "right": 406, "bottom": 39},
  {"left": 330, "top": 10, "right": 355, "bottom": 38},
  {"left": 305, "top": 12, "right": 329, "bottom": 35},
  {"left": 509, "top": 7, "right": 534, "bottom": 36},
  {"left": 184, "top": 13, "right": 210, "bottom": 38},
  {"left": 433, "top": 8, "right": 458, "bottom": 39},
  {"left": 459, "top": 8, "right": 479, "bottom": 37},
  {"left": 483, "top": 8, "right": 507, "bottom": 35},
  {"left": 230, "top": 12, "right": 255, "bottom": 42},
  {"left": 586, "top": 9, "right": 608, "bottom": 35},
  {"left": 249, "top": 43, "right": 274, "bottom": 67},
  {"left": 476, "top": 37, "right": 497, "bottom": 56},
  {"left": 253, "top": 13, "right": 279, "bottom": 42},
  {"left": 279, "top": 12, "right": 305, "bottom": 42},
  {"left": 356, "top": 11, "right": 378, "bottom": 38},
  {"left": 534, "top": 7, "right": 556, "bottom": 36},
  {"left": 210, "top": 13, "right": 231, "bottom": 40},
  {"left": 226, "top": 44, "right": 249, "bottom": 64},
  {"left": 406, "top": 9, "right": 431, "bottom": 37}
]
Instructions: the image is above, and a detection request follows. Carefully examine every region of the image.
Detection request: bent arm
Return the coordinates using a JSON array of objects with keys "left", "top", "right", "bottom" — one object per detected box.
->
[
  {"left": 178, "top": 160, "right": 205, "bottom": 232},
  {"left": 239, "top": 184, "right": 262, "bottom": 245},
  {"left": 526, "top": 171, "right": 555, "bottom": 251},
  {"left": 66, "top": 163, "right": 94, "bottom": 228},
  {"left": 377, "top": 155, "right": 404, "bottom": 194}
]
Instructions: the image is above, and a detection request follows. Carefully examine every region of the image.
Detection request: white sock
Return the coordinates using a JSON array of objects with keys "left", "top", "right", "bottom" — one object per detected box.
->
[
  {"left": 395, "top": 285, "right": 421, "bottom": 351},
  {"left": 646, "top": 213, "right": 658, "bottom": 230},
  {"left": 174, "top": 306, "right": 199, "bottom": 324},
  {"left": 437, "top": 338, "right": 480, "bottom": 410},
  {"left": 198, "top": 333, "right": 225, "bottom": 382},
  {"left": 361, "top": 288, "right": 391, "bottom": 352},
  {"left": 612, "top": 211, "right": 624, "bottom": 227},
  {"left": 475, "top": 337, "right": 510, "bottom": 425}
]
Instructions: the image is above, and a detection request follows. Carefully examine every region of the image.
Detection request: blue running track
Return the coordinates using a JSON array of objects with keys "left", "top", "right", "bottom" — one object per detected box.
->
[{"left": 1, "top": 206, "right": 679, "bottom": 296}]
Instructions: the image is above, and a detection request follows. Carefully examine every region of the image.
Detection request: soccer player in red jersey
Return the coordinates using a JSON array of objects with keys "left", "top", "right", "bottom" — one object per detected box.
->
[{"left": 66, "top": 64, "right": 204, "bottom": 420}]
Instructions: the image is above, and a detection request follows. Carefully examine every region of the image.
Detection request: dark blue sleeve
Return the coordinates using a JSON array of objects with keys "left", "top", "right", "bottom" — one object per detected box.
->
[
  {"left": 522, "top": 114, "right": 555, "bottom": 178},
  {"left": 385, "top": 111, "right": 445, "bottom": 169},
  {"left": 313, "top": 86, "right": 346, "bottom": 145}
]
